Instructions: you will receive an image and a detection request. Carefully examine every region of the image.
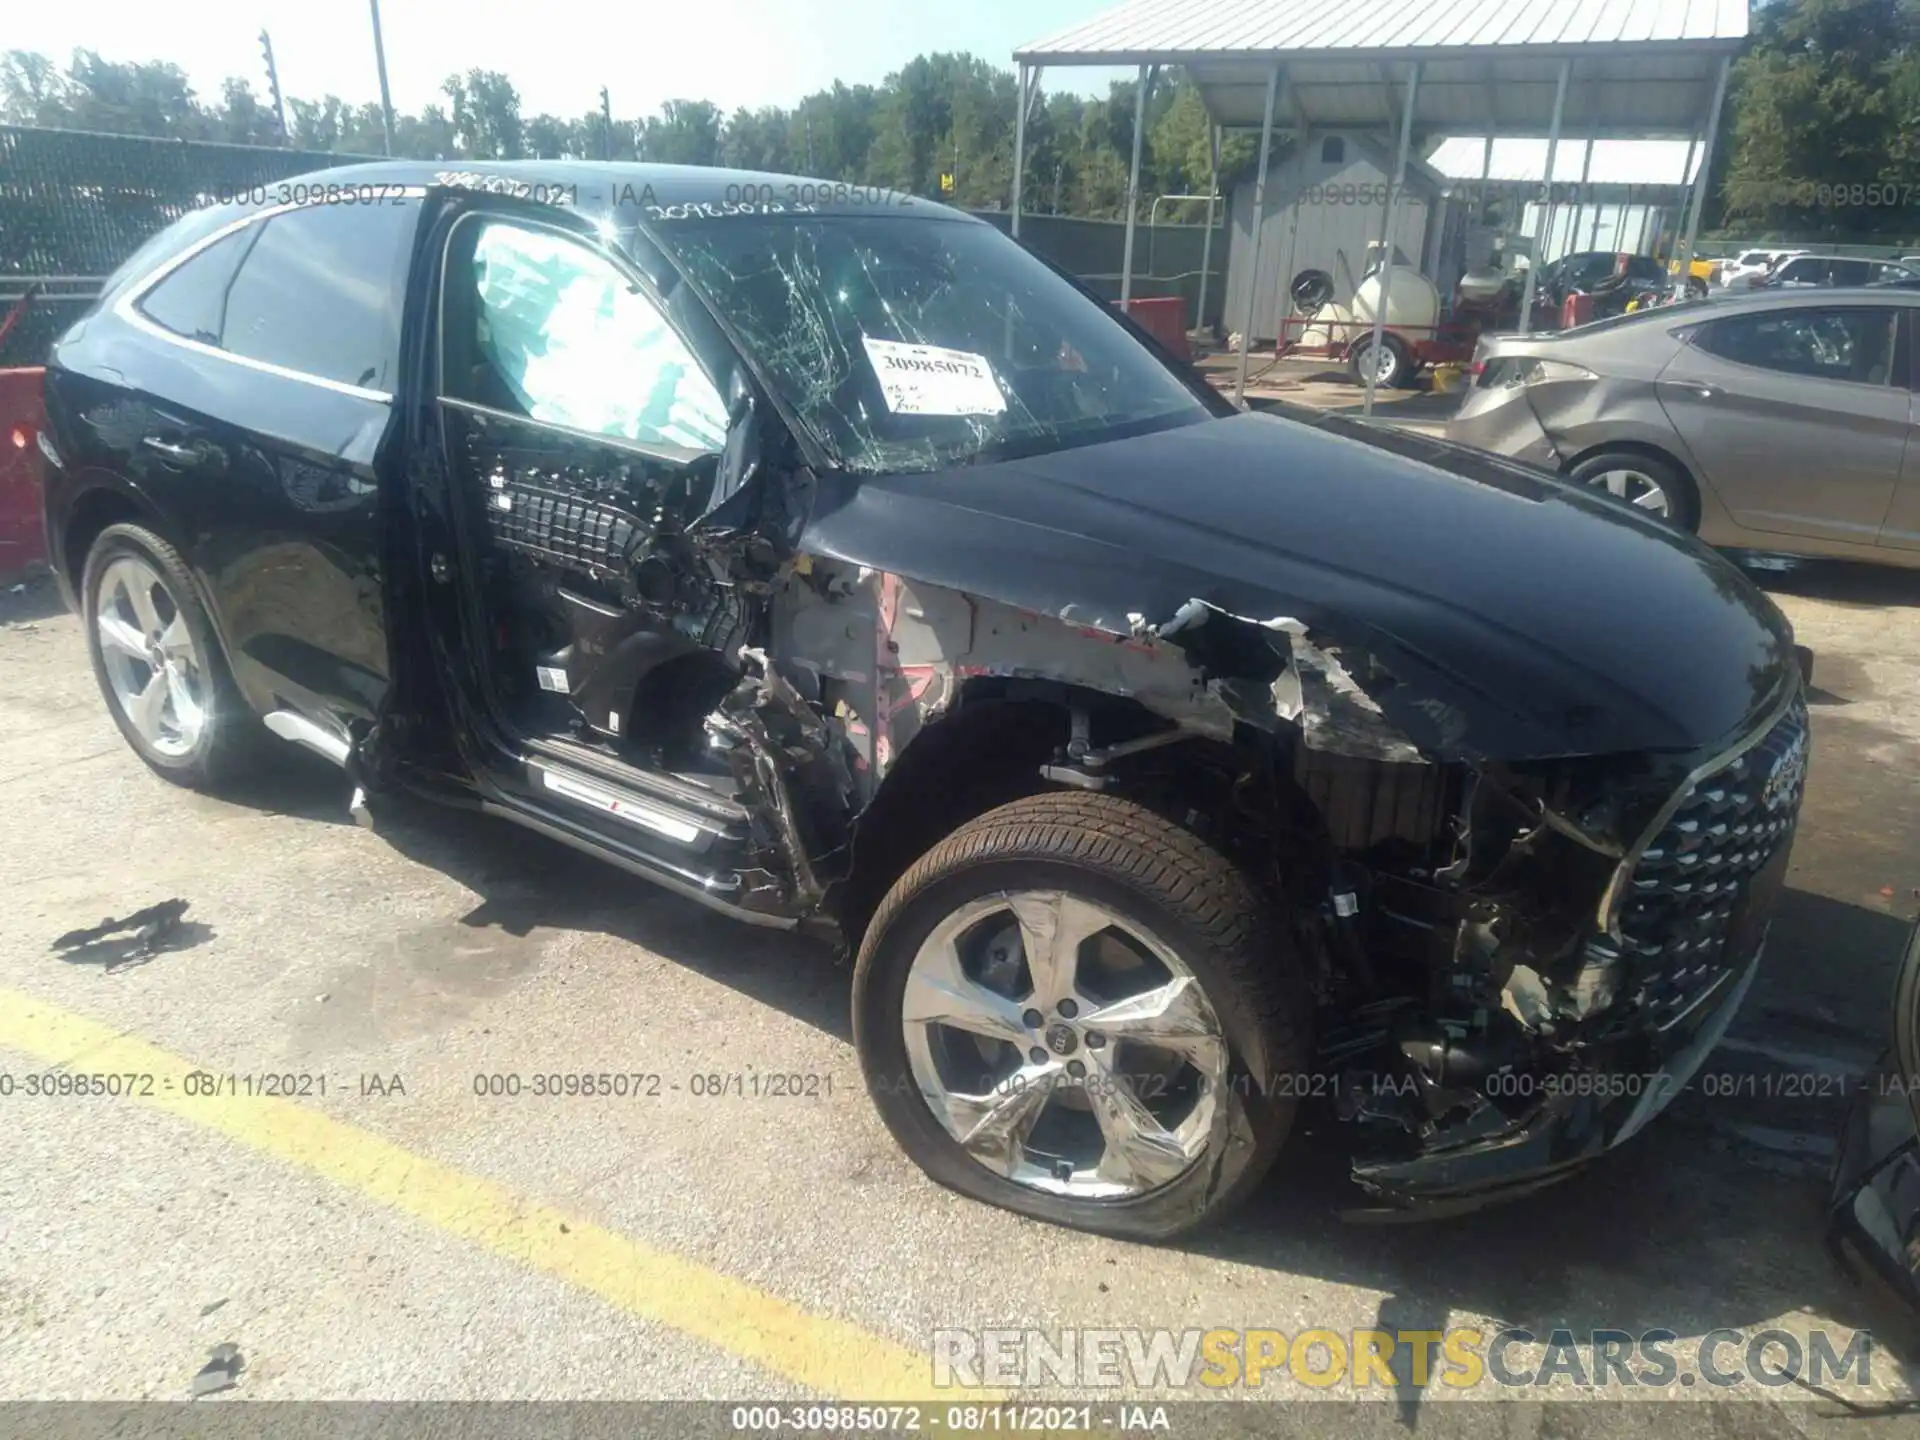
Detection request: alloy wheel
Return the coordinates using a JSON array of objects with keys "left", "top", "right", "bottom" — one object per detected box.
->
[
  {"left": 94, "top": 555, "right": 208, "bottom": 758},
  {"left": 900, "top": 890, "right": 1228, "bottom": 1200},
  {"left": 1591, "top": 467, "right": 1672, "bottom": 518}
]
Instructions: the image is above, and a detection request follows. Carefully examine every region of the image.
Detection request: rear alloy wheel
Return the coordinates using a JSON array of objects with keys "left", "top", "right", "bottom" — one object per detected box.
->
[
  {"left": 1567, "top": 450, "right": 1700, "bottom": 531},
  {"left": 1349, "top": 333, "right": 1415, "bottom": 390},
  {"left": 853, "top": 792, "right": 1311, "bottom": 1239},
  {"left": 83, "top": 523, "right": 255, "bottom": 789}
]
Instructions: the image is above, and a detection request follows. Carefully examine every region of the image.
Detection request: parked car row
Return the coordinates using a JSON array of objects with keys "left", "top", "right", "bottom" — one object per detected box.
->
[{"left": 1717, "top": 249, "right": 1919, "bottom": 291}]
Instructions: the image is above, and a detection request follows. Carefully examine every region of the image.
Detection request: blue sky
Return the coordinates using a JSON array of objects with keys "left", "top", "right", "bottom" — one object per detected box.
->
[{"left": 15, "top": 0, "right": 1134, "bottom": 117}]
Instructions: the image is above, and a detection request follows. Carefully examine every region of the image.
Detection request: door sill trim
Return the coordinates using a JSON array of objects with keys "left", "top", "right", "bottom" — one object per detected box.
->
[
  {"left": 525, "top": 733, "right": 748, "bottom": 823},
  {"left": 528, "top": 759, "right": 727, "bottom": 850},
  {"left": 479, "top": 800, "right": 799, "bottom": 930}
]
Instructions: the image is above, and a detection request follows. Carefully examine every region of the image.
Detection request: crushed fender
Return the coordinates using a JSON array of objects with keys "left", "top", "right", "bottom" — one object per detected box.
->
[{"left": 1131, "top": 598, "right": 1429, "bottom": 764}]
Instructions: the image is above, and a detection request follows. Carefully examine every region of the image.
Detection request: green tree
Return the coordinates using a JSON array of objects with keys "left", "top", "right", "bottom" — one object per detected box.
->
[
  {"left": 58, "top": 50, "right": 213, "bottom": 138},
  {"left": 525, "top": 113, "right": 580, "bottom": 159},
  {"left": 0, "top": 44, "right": 1251, "bottom": 225},
  {"left": 444, "top": 70, "right": 524, "bottom": 159},
  {"left": 394, "top": 103, "right": 458, "bottom": 160},
  {"left": 639, "top": 99, "right": 723, "bottom": 165},
  {"left": 214, "top": 78, "right": 281, "bottom": 146},
  {"left": 1722, "top": 0, "right": 1919, "bottom": 235},
  {"left": 721, "top": 106, "right": 792, "bottom": 171},
  {"left": 0, "top": 50, "right": 74, "bottom": 126}
]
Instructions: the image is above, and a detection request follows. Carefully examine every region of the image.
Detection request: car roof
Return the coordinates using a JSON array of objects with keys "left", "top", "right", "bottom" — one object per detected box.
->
[
  {"left": 222, "top": 159, "right": 967, "bottom": 226},
  {"left": 1485, "top": 284, "right": 1920, "bottom": 350},
  {"left": 1653, "top": 286, "right": 1920, "bottom": 317},
  {"left": 1776, "top": 253, "right": 1904, "bottom": 264}
]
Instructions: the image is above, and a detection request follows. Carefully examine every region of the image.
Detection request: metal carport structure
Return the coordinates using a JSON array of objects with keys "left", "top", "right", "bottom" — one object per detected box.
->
[{"left": 1012, "top": 0, "right": 1750, "bottom": 411}]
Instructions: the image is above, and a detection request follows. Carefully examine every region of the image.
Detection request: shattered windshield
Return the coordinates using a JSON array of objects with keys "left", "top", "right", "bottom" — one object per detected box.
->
[{"left": 651, "top": 215, "right": 1211, "bottom": 474}]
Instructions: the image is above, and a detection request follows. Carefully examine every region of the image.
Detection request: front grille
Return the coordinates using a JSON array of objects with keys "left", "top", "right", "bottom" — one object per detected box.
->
[{"left": 1614, "top": 692, "right": 1809, "bottom": 1030}]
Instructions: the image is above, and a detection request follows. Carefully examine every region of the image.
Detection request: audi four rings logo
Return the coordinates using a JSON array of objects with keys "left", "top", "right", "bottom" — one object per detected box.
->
[{"left": 1763, "top": 734, "right": 1808, "bottom": 811}]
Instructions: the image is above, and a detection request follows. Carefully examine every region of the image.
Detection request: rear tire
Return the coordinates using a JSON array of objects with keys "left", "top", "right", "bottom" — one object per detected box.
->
[
  {"left": 1567, "top": 450, "right": 1701, "bottom": 532},
  {"left": 82, "top": 523, "right": 258, "bottom": 790},
  {"left": 852, "top": 792, "right": 1312, "bottom": 1240}
]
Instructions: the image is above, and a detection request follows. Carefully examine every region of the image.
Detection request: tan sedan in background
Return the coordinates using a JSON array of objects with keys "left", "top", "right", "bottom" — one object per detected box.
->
[{"left": 1447, "top": 288, "right": 1920, "bottom": 566}]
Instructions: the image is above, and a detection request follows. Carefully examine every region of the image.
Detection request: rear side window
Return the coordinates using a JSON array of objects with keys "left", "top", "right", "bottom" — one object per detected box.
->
[
  {"left": 1829, "top": 259, "right": 1873, "bottom": 286},
  {"left": 220, "top": 203, "right": 416, "bottom": 391},
  {"left": 1694, "top": 307, "right": 1902, "bottom": 386},
  {"left": 136, "top": 230, "right": 251, "bottom": 344}
]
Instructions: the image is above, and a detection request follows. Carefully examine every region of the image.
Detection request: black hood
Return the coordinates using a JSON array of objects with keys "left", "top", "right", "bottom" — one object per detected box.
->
[{"left": 797, "top": 409, "right": 1795, "bottom": 764}]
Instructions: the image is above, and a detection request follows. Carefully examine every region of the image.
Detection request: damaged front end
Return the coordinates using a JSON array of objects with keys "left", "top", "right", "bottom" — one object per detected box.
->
[
  {"left": 750, "top": 559, "right": 1811, "bottom": 1213},
  {"left": 613, "top": 200, "right": 1812, "bottom": 1214},
  {"left": 1081, "top": 597, "right": 1811, "bottom": 1213}
]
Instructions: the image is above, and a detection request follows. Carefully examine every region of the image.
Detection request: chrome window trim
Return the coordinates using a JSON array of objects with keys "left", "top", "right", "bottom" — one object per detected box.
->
[
  {"left": 1596, "top": 670, "right": 1806, "bottom": 940},
  {"left": 112, "top": 187, "right": 427, "bottom": 404}
]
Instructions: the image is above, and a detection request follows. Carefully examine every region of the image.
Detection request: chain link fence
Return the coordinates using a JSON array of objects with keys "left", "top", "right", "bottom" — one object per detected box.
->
[
  {"left": 970, "top": 211, "right": 1227, "bottom": 331},
  {"left": 1, "top": 123, "right": 1227, "bottom": 366}
]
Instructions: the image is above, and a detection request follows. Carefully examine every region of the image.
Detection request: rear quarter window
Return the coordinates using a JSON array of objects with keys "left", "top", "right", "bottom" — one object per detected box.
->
[
  {"left": 134, "top": 230, "right": 252, "bottom": 344},
  {"left": 219, "top": 202, "right": 418, "bottom": 391}
]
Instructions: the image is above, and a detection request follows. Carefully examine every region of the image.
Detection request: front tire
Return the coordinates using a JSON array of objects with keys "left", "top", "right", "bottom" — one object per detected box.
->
[
  {"left": 852, "top": 793, "right": 1311, "bottom": 1240},
  {"left": 82, "top": 523, "right": 256, "bottom": 790}
]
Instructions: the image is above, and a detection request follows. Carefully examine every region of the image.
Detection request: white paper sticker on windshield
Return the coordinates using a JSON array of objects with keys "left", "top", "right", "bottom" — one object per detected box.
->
[{"left": 861, "top": 337, "right": 1006, "bottom": 417}]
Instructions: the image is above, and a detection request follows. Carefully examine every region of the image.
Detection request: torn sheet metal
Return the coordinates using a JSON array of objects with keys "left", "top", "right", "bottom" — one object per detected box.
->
[
  {"left": 772, "top": 565, "right": 1235, "bottom": 802},
  {"left": 1135, "top": 599, "right": 1429, "bottom": 765}
]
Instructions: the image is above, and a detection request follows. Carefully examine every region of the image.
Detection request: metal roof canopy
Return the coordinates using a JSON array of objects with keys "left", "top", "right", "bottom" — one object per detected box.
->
[
  {"left": 1016, "top": 0, "right": 1747, "bottom": 138},
  {"left": 1009, "top": 0, "right": 1748, "bottom": 410}
]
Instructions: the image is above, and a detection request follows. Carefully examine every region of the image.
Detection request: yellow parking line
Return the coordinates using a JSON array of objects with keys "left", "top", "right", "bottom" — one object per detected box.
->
[{"left": 0, "top": 986, "right": 944, "bottom": 1401}]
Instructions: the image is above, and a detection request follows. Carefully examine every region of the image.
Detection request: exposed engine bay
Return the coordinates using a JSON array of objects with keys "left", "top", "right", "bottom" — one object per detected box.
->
[{"left": 449, "top": 404, "right": 1809, "bottom": 1211}]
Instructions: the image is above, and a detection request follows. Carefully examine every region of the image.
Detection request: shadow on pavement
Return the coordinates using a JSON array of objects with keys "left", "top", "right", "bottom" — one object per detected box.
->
[
  {"left": 365, "top": 787, "right": 855, "bottom": 1042},
  {"left": 1748, "top": 558, "right": 1920, "bottom": 611},
  {"left": 0, "top": 569, "right": 68, "bottom": 626}
]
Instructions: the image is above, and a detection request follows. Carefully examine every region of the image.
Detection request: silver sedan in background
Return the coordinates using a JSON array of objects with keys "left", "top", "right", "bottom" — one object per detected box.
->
[{"left": 1447, "top": 288, "right": 1920, "bottom": 567}]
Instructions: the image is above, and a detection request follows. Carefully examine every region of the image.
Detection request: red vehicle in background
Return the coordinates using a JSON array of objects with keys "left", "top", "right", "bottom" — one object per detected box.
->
[{"left": 0, "top": 288, "right": 48, "bottom": 579}]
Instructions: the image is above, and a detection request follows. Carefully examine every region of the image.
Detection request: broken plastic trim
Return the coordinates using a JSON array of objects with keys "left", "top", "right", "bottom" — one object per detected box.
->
[{"left": 711, "top": 648, "right": 831, "bottom": 908}]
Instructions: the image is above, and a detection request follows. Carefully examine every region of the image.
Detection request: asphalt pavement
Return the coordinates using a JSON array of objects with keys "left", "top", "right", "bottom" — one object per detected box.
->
[{"left": 3, "top": 560, "right": 1919, "bottom": 1427}]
